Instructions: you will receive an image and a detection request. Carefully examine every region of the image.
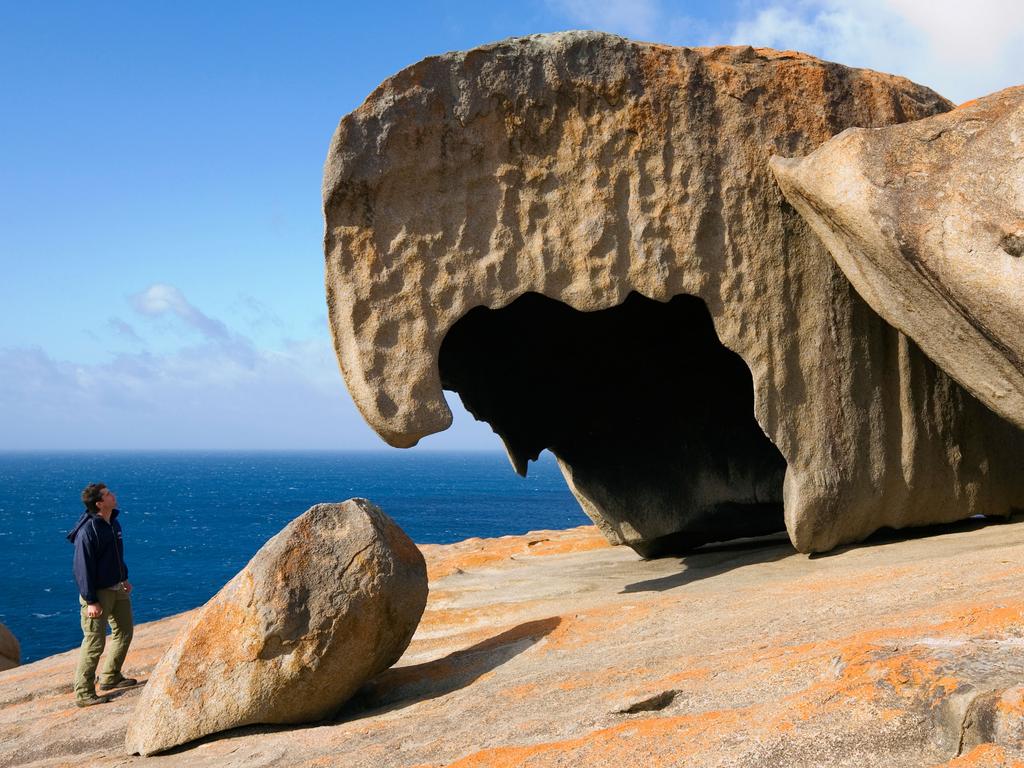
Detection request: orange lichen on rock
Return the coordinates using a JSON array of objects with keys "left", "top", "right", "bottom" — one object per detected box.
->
[
  {"left": 542, "top": 603, "right": 655, "bottom": 651},
  {"left": 418, "top": 600, "right": 549, "bottom": 634},
  {"left": 422, "top": 525, "right": 607, "bottom": 580},
  {"left": 996, "top": 687, "right": 1024, "bottom": 717},
  {"left": 445, "top": 709, "right": 749, "bottom": 768},
  {"left": 8, "top": 507, "right": 1024, "bottom": 766},
  {"left": 168, "top": 600, "right": 258, "bottom": 707},
  {"left": 768, "top": 643, "right": 955, "bottom": 727},
  {"left": 933, "top": 744, "right": 1024, "bottom": 767},
  {"left": 933, "top": 600, "right": 1024, "bottom": 637},
  {"left": 780, "top": 564, "right": 918, "bottom": 594},
  {"left": 609, "top": 666, "right": 713, "bottom": 703}
]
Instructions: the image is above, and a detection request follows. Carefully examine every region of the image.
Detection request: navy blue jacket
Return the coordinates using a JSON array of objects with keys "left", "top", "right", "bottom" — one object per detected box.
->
[{"left": 67, "top": 509, "right": 128, "bottom": 603}]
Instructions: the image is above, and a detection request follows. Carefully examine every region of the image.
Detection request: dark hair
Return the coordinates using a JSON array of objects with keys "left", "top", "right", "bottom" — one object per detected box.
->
[{"left": 81, "top": 483, "right": 108, "bottom": 513}]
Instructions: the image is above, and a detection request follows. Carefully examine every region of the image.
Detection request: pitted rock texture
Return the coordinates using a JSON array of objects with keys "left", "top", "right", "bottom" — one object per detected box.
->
[
  {"left": 324, "top": 31, "right": 1024, "bottom": 555},
  {"left": 0, "top": 622, "right": 20, "bottom": 671},
  {"left": 770, "top": 85, "right": 1024, "bottom": 430},
  {"left": 124, "top": 499, "right": 427, "bottom": 756}
]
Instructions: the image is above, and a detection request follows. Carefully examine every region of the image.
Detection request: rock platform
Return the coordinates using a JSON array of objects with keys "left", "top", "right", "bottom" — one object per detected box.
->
[{"left": 3, "top": 520, "right": 1024, "bottom": 767}]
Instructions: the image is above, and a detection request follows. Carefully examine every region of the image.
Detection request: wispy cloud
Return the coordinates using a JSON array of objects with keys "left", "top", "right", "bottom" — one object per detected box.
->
[
  {"left": 0, "top": 337, "right": 366, "bottom": 449},
  {"left": 131, "top": 283, "right": 230, "bottom": 341},
  {"left": 232, "top": 293, "right": 285, "bottom": 332},
  {"left": 0, "top": 283, "right": 355, "bottom": 448},
  {"left": 108, "top": 317, "right": 143, "bottom": 343},
  {"left": 1, "top": 287, "right": 496, "bottom": 450}
]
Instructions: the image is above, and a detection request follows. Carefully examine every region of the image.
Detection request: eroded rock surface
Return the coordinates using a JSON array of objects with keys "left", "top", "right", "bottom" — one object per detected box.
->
[
  {"left": 124, "top": 499, "right": 427, "bottom": 756},
  {"left": 6, "top": 520, "right": 1024, "bottom": 766},
  {"left": 0, "top": 622, "right": 20, "bottom": 671},
  {"left": 323, "top": 31, "right": 1024, "bottom": 554},
  {"left": 770, "top": 86, "right": 1024, "bottom": 430}
]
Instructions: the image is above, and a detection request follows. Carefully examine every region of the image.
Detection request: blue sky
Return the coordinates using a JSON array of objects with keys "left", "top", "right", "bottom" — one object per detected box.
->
[{"left": 3, "top": 1, "right": 1022, "bottom": 449}]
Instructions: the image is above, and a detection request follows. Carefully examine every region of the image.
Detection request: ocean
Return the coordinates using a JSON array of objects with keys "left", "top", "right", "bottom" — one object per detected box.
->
[{"left": 0, "top": 450, "right": 588, "bottom": 663}]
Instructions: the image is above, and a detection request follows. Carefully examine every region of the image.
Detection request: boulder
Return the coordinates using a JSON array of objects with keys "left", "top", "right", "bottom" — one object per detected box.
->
[
  {"left": 323, "top": 31, "right": 1024, "bottom": 555},
  {"left": 124, "top": 499, "right": 428, "bottom": 756},
  {"left": 770, "top": 85, "right": 1024, "bottom": 430},
  {"left": 0, "top": 622, "right": 19, "bottom": 671}
]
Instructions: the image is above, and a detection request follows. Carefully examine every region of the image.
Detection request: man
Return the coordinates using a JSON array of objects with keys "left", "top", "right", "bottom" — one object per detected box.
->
[{"left": 66, "top": 483, "right": 137, "bottom": 707}]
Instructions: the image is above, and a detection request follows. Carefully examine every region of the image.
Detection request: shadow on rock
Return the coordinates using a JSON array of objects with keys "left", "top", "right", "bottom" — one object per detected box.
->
[
  {"left": 154, "top": 621, "right": 560, "bottom": 756},
  {"left": 808, "top": 512, "right": 1024, "bottom": 559},
  {"left": 621, "top": 533, "right": 796, "bottom": 593},
  {"left": 336, "top": 616, "right": 561, "bottom": 720}
]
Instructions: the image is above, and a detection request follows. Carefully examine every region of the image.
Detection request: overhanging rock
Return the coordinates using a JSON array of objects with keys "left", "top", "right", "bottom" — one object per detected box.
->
[
  {"left": 770, "top": 85, "right": 1024, "bottom": 431},
  {"left": 323, "top": 31, "right": 1024, "bottom": 555}
]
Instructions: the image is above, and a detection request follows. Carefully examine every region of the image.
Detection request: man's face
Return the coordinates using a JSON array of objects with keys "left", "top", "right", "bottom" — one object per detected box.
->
[{"left": 97, "top": 488, "right": 117, "bottom": 515}]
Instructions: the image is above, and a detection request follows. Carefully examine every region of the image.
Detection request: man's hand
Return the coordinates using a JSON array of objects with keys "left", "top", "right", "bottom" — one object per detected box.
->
[
  {"left": 86, "top": 603, "right": 103, "bottom": 618},
  {"left": 123, "top": 581, "right": 132, "bottom": 595}
]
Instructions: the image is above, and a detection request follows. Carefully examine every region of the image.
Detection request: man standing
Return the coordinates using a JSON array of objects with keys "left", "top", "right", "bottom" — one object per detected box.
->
[{"left": 67, "top": 483, "right": 136, "bottom": 707}]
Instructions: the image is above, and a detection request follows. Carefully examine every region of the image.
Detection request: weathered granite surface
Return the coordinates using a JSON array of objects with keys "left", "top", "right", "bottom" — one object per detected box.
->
[
  {"left": 0, "top": 622, "right": 19, "bottom": 672},
  {"left": 4, "top": 520, "right": 1024, "bottom": 766},
  {"left": 771, "top": 85, "right": 1024, "bottom": 431},
  {"left": 323, "top": 31, "right": 1024, "bottom": 555},
  {"left": 124, "top": 500, "right": 428, "bottom": 755}
]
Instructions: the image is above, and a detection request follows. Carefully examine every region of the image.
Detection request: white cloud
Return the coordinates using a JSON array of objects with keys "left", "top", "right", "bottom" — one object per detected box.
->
[
  {"left": 729, "top": 0, "right": 1024, "bottom": 103},
  {"left": 886, "top": 0, "right": 1024, "bottom": 65},
  {"left": 0, "top": 338, "right": 499, "bottom": 450},
  {"left": 543, "top": 0, "right": 1023, "bottom": 101},
  {"left": 131, "top": 283, "right": 230, "bottom": 341},
  {"left": 0, "top": 287, "right": 500, "bottom": 450},
  {"left": 0, "top": 339, "right": 370, "bottom": 449}
]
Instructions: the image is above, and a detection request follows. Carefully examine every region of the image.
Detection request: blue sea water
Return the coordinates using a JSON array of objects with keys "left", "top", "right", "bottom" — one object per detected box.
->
[{"left": 0, "top": 450, "right": 588, "bottom": 663}]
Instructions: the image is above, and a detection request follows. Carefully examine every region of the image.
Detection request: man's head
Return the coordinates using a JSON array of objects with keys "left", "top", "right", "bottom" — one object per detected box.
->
[{"left": 81, "top": 483, "right": 116, "bottom": 516}]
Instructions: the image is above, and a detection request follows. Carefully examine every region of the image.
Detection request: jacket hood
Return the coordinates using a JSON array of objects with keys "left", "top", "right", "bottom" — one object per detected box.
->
[
  {"left": 66, "top": 509, "right": 119, "bottom": 543},
  {"left": 66, "top": 512, "right": 92, "bottom": 543}
]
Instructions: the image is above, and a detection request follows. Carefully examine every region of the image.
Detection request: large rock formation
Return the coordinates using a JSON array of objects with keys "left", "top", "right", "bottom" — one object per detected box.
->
[
  {"left": 770, "top": 86, "right": 1024, "bottom": 430},
  {"left": 0, "top": 622, "right": 20, "bottom": 672},
  {"left": 125, "top": 499, "right": 428, "bottom": 756},
  {"left": 323, "top": 31, "right": 1024, "bottom": 555}
]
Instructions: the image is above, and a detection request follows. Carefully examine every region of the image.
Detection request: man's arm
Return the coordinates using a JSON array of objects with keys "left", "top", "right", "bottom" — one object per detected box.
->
[
  {"left": 72, "top": 524, "right": 101, "bottom": 613},
  {"left": 114, "top": 518, "right": 131, "bottom": 594},
  {"left": 115, "top": 518, "right": 128, "bottom": 582}
]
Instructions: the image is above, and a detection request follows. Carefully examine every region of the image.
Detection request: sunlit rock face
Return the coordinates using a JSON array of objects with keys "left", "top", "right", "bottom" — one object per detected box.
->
[
  {"left": 771, "top": 85, "right": 1024, "bottom": 432},
  {"left": 323, "top": 31, "right": 1024, "bottom": 555}
]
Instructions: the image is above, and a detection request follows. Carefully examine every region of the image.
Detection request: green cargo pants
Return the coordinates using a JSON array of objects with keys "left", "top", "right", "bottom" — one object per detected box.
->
[{"left": 73, "top": 586, "right": 133, "bottom": 701}]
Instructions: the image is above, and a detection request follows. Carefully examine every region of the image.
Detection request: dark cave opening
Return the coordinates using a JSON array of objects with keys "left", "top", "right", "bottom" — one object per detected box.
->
[{"left": 437, "top": 292, "right": 787, "bottom": 557}]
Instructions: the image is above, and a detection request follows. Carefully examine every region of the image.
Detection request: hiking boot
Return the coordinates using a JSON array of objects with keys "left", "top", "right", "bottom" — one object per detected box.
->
[
  {"left": 99, "top": 675, "right": 138, "bottom": 691},
  {"left": 75, "top": 694, "right": 110, "bottom": 708}
]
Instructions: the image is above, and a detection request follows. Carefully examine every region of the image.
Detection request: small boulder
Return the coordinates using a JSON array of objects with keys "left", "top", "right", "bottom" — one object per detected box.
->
[
  {"left": 124, "top": 499, "right": 428, "bottom": 756},
  {"left": 0, "top": 623, "right": 20, "bottom": 671}
]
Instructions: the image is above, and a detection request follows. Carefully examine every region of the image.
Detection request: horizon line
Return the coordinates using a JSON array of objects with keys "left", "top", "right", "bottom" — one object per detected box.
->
[{"left": 0, "top": 446, "right": 514, "bottom": 454}]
